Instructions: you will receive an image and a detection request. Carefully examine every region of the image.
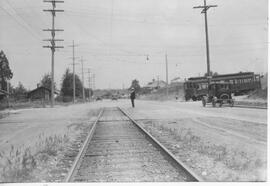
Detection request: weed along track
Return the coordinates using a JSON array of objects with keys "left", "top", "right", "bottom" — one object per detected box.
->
[{"left": 65, "top": 107, "right": 202, "bottom": 182}]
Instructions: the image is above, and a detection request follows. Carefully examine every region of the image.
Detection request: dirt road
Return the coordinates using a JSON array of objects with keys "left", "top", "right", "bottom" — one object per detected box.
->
[
  {"left": 124, "top": 100, "right": 267, "bottom": 181},
  {"left": 0, "top": 99, "right": 267, "bottom": 181}
]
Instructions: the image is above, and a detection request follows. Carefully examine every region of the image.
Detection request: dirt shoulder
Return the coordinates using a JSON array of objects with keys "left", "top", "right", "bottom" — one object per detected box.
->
[
  {"left": 124, "top": 100, "right": 267, "bottom": 181},
  {"left": 0, "top": 103, "right": 100, "bottom": 182}
]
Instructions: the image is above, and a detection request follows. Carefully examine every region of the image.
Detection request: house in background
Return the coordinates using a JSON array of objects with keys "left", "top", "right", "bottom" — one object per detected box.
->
[
  {"left": 27, "top": 86, "right": 52, "bottom": 102},
  {"left": 144, "top": 79, "right": 167, "bottom": 91},
  {"left": 170, "top": 77, "right": 184, "bottom": 88}
]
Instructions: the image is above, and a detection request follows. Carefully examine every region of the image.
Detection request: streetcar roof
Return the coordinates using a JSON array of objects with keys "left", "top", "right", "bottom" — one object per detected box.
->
[{"left": 185, "top": 72, "right": 258, "bottom": 83}]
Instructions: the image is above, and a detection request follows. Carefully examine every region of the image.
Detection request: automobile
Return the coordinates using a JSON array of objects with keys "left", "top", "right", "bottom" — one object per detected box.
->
[
  {"left": 202, "top": 82, "right": 234, "bottom": 107},
  {"left": 111, "top": 95, "right": 118, "bottom": 100}
]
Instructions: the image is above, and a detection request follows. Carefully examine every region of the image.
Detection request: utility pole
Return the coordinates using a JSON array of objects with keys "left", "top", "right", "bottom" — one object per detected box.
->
[
  {"left": 7, "top": 80, "right": 10, "bottom": 108},
  {"left": 88, "top": 68, "right": 91, "bottom": 101},
  {"left": 43, "top": 0, "right": 64, "bottom": 107},
  {"left": 165, "top": 53, "right": 169, "bottom": 98},
  {"left": 68, "top": 40, "right": 79, "bottom": 103},
  {"left": 92, "top": 73, "right": 96, "bottom": 90},
  {"left": 80, "top": 57, "right": 85, "bottom": 102},
  {"left": 194, "top": 0, "right": 217, "bottom": 85}
]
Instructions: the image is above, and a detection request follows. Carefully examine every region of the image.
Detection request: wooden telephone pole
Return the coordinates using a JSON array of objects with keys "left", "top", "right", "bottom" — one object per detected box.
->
[
  {"left": 80, "top": 57, "right": 85, "bottom": 102},
  {"left": 193, "top": 0, "right": 217, "bottom": 85},
  {"left": 165, "top": 53, "right": 168, "bottom": 98},
  {"left": 68, "top": 41, "right": 79, "bottom": 103},
  {"left": 43, "top": 0, "right": 64, "bottom": 107},
  {"left": 88, "top": 68, "right": 92, "bottom": 101}
]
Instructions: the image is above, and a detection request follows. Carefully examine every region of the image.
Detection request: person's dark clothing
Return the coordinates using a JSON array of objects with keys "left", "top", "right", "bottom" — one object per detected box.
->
[
  {"left": 131, "top": 98, "right": 135, "bottom": 107},
  {"left": 130, "top": 91, "right": 135, "bottom": 107},
  {"left": 130, "top": 91, "right": 135, "bottom": 99}
]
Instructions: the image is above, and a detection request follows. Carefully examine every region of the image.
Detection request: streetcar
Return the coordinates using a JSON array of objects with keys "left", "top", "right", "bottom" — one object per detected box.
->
[{"left": 184, "top": 72, "right": 261, "bottom": 101}]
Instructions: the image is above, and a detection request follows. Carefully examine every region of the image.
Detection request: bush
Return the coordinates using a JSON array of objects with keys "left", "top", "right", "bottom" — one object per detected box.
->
[
  {"left": 0, "top": 146, "right": 36, "bottom": 182},
  {"left": 62, "top": 96, "right": 73, "bottom": 102},
  {"left": 0, "top": 133, "right": 70, "bottom": 182}
]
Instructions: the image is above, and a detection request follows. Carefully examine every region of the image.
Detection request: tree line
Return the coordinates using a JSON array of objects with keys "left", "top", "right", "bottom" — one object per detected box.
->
[{"left": 0, "top": 50, "right": 92, "bottom": 102}]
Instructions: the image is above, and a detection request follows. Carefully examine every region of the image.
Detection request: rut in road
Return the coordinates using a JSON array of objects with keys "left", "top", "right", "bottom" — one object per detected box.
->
[{"left": 70, "top": 107, "right": 195, "bottom": 182}]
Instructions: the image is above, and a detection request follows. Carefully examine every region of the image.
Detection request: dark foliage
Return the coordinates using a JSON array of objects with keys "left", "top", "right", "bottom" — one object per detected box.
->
[{"left": 60, "top": 69, "right": 83, "bottom": 98}]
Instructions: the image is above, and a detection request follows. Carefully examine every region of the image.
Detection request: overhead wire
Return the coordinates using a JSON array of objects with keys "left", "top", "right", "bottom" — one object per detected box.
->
[{"left": 0, "top": 0, "right": 42, "bottom": 40}]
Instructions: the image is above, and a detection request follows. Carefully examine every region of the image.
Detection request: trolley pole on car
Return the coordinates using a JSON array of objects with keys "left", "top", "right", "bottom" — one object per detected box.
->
[
  {"left": 193, "top": 0, "right": 217, "bottom": 86},
  {"left": 80, "top": 57, "right": 85, "bottom": 102},
  {"left": 43, "top": 0, "right": 64, "bottom": 108}
]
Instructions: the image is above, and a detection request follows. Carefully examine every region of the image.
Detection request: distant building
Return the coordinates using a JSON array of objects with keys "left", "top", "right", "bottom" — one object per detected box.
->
[
  {"left": 144, "top": 79, "right": 167, "bottom": 90},
  {"left": 170, "top": 77, "right": 183, "bottom": 86},
  {"left": 27, "top": 86, "right": 52, "bottom": 101}
]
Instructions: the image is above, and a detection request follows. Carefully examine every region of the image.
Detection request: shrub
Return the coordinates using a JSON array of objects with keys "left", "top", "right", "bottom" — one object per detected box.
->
[{"left": 0, "top": 146, "right": 36, "bottom": 182}]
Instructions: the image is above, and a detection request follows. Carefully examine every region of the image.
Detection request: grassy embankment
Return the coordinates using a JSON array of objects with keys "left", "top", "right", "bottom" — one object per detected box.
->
[{"left": 0, "top": 109, "right": 100, "bottom": 182}]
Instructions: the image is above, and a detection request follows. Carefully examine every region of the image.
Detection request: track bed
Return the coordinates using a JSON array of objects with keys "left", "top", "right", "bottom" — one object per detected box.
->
[{"left": 68, "top": 107, "right": 198, "bottom": 182}]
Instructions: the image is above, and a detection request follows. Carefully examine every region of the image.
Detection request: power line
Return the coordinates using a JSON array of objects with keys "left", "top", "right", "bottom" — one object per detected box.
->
[
  {"left": 64, "top": 9, "right": 266, "bottom": 27},
  {"left": 0, "top": 1, "right": 41, "bottom": 40}
]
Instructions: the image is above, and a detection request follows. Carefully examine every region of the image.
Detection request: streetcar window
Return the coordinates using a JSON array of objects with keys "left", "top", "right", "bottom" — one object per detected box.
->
[{"left": 201, "top": 84, "right": 207, "bottom": 89}]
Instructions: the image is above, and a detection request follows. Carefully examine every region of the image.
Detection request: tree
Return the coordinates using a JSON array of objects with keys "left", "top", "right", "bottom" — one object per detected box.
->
[
  {"left": 11, "top": 82, "right": 27, "bottom": 100},
  {"left": 40, "top": 73, "right": 56, "bottom": 90},
  {"left": 130, "top": 79, "right": 141, "bottom": 92},
  {"left": 0, "top": 50, "right": 13, "bottom": 91},
  {"left": 60, "top": 68, "right": 83, "bottom": 98}
]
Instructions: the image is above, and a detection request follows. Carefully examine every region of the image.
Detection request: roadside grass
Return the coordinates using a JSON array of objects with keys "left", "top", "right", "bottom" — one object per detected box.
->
[
  {"left": 35, "top": 133, "right": 69, "bottom": 158},
  {"left": 0, "top": 109, "right": 100, "bottom": 182},
  {"left": 0, "top": 146, "right": 36, "bottom": 182},
  {"left": 0, "top": 133, "right": 70, "bottom": 182},
  {"left": 143, "top": 120, "right": 265, "bottom": 180}
]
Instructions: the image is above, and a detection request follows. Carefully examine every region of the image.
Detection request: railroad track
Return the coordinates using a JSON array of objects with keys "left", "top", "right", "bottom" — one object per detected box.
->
[
  {"left": 65, "top": 107, "right": 202, "bottom": 182},
  {"left": 232, "top": 104, "right": 267, "bottom": 109}
]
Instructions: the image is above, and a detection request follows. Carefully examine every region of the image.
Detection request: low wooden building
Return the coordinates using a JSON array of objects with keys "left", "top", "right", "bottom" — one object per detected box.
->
[
  {"left": 27, "top": 86, "right": 51, "bottom": 101},
  {"left": 144, "top": 80, "right": 167, "bottom": 90}
]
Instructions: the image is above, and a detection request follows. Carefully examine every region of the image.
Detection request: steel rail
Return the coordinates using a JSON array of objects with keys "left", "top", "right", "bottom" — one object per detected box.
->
[
  {"left": 118, "top": 107, "right": 204, "bottom": 182},
  {"left": 233, "top": 104, "right": 267, "bottom": 109},
  {"left": 65, "top": 108, "right": 104, "bottom": 182}
]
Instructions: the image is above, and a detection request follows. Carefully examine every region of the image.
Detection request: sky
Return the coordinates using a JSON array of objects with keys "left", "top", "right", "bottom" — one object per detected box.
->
[{"left": 0, "top": 0, "right": 268, "bottom": 90}]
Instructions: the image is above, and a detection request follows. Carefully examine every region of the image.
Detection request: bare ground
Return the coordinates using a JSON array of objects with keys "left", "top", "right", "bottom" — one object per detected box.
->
[
  {"left": 0, "top": 103, "right": 101, "bottom": 182},
  {"left": 0, "top": 99, "right": 267, "bottom": 182},
  {"left": 125, "top": 100, "right": 267, "bottom": 181}
]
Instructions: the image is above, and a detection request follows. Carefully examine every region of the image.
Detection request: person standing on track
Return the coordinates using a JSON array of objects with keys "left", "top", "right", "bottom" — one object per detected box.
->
[{"left": 130, "top": 87, "right": 136, "bottom": 108}]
